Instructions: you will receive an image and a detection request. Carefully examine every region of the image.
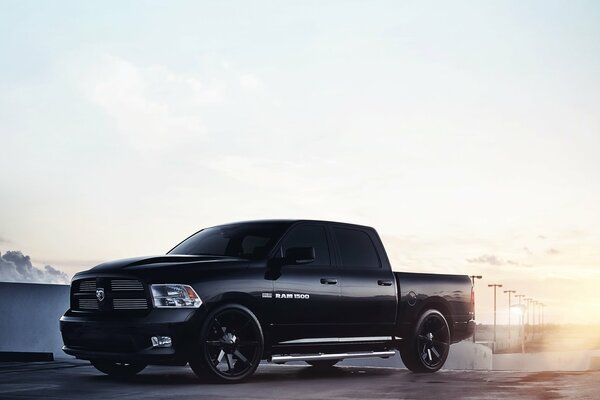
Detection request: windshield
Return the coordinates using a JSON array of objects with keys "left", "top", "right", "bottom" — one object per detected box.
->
[{"left": 168, "top": 222, "right": 291, "bottom": 259}]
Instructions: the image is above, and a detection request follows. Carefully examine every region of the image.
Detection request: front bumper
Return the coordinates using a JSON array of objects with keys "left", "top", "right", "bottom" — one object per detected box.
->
[{"left": 60, "top": 308, "right": 206, "bottom": 364}]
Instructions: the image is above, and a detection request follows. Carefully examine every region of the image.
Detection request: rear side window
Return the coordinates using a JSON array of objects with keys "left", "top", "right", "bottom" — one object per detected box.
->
[
  {"left": 333, "top": 227, "right": 380, "bottom": 268},
  {"left": 282, "top": 225, "right": 331, "bottom": 266}
]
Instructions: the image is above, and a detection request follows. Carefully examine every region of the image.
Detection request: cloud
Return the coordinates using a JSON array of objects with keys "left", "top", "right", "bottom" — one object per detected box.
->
[
  {"left": 546, "top": 248, "right": 560, "bottom": 255},
  {"left": 466, "top": 254, "right": 521, "bottom": 266},
  {"left": 0, "top": 251, "right": 70, "bottom": 284},
  {"left": 0, "top": 236, "right": 9, "bottom": 244},
  {"left": 239, "top": 73, "right": 261, "bottom": 90},
  {"left": 82, "top": 55, "right": 225, "bottom": 152},
  {"left": 466, "top": 254, "right": 504, "bottom": 266}
]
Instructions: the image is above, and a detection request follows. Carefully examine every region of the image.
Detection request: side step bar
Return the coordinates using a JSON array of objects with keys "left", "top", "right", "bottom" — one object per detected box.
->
[{"left": 270, "top": 350, "right": 396, "bottom": 364}]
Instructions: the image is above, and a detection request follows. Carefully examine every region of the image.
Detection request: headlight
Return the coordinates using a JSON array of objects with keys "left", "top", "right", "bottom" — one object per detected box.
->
[{"left": 150, "top": 284, "right": 202, "bottom": 308}]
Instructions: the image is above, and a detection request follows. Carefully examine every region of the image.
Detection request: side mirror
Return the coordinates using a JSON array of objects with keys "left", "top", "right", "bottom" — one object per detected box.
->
[{"left": 284, "top": 247, "right": 315, "bottom": 265}]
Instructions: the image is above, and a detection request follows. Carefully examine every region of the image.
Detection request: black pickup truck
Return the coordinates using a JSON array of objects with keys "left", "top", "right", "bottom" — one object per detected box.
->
[{"left": 60, "top": 220, "right": 475, "bottom": 381}]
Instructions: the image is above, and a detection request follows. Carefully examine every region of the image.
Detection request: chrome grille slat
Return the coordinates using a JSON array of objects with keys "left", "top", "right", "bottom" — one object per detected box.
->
[
  {"left": 78, "top": 299, "right": 99, "bottom": 310},
  {"left": 77, "top": 280, "right": 96, "bottom": 292},
  {"left": 113, "top": 299, "right": 149, "bottom": 309},
  {"left": 111, "top": 280, "right": 144, "bottom": 291}
]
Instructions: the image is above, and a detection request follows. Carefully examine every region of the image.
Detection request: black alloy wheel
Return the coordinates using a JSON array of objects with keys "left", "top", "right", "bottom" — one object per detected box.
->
[
  {"left": 190, "top": 304, "right": 264, "bottom": 382},
  {"left": 400, "top": 309, "right": 450, "bottom": 373},
  {"left": 90, "top": 360, "right": 147, "bottom": 378}
]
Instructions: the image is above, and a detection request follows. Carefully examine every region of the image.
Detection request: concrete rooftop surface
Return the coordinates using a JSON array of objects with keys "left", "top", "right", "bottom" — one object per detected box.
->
[{"left": 1, "top": 361, "right": 598, "bottom": 400}]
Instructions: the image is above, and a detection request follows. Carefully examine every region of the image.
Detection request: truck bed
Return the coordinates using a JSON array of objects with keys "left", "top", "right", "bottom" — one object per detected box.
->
[{"left": 394, "top": 272, "right": 473, "bottom": 343}]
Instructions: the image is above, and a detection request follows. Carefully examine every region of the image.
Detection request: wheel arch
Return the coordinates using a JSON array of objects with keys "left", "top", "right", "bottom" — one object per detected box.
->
[
  {"left": 201, "top": 292, "right": 271, "bottom": 349},
  {"left": 203, "top": 292, "right": 264, "bottom": 322},
  {"left": 398, "top": 296, "right": 455, "bottom": 340},
  {"left": 417, "top": 297, "right": 454, "bottom": 338}
]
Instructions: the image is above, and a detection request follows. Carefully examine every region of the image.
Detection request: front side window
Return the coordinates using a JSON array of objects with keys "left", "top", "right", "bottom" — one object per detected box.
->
[
  {"left": 333, "top": 227, "right": 380, "bottom": 268},
  {"left": 282, "top": 225, "right": 331, "bottom": 265},
  {"left": 169, "top": 222, "right": 290, "bottom": 259}
]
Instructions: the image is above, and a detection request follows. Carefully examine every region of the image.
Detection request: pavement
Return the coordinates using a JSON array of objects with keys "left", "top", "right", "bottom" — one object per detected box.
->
[{"left": 0, "top": 360, "right": 599, "bottom": 400}]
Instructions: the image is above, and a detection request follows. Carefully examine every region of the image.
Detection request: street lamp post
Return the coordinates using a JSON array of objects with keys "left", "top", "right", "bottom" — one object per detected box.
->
[
  {"left": 524, "top": 298, "right": 532, "bottom": 338},
  {"left": 523, "top": 297, "right": 532, "bottom": 341},
  {"left": 488, "top": 284, "right": 503, "bottom": 348},
  {"left": 470, "top": 275, "right": 482, "bottom": 343},
  {"left": 531, "top": 300, "right": 539, "bottom": 337},
  {"left": 504, "top": 290, "right": 516, "bottom": 340},
  {"left": 514, "top": 294, "right": 526, "bottom": 352}
]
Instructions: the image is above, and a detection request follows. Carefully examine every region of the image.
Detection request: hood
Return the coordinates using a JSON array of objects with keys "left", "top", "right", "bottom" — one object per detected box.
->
[{"left": 87, "top": 254, "right": 247, "bottom": 273}]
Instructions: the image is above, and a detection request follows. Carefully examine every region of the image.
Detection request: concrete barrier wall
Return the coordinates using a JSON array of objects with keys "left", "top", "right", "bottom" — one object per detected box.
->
[
  {"left": 449, "top": 341, "right": 493, "bottom": 370},
  {"left": 493, "top": 350, "right": 600, "bottom": 372},
  {"left": 0, "top": 282, "right": 69, "bottom": 358}
]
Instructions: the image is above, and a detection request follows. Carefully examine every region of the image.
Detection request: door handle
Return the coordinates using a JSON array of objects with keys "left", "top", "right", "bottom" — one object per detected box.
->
[
  {"left": 320, "top": 278, "right": 338, "bottom": 285},
  {"left": 377, "top": 279, "right": 393, "bottom": 286}
]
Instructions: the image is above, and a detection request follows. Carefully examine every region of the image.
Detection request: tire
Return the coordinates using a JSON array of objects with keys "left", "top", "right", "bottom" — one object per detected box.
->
[
  {"left": 189, "top": 304, "right": 264, "bottom": 383},
  {"left": 307, "top": 360, "right": 339, "bottom": 368},
  {"left": 399, "top": 309, "right": 450, "bottom": 373},
  {"left": 90, "top": 360, "right": 147, "bottom": 378}
]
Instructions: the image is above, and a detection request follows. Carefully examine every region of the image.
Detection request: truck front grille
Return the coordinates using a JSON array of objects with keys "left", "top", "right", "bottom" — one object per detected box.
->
[{"left": 71, "top": 278, "right": 150, "bottom": 313}]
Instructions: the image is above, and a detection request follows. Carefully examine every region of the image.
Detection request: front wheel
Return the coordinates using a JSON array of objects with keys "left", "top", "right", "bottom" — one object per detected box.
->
[
  {"left": 400, "top": 309, "right": 450, "bottom": 373},
  {"left": 190, "top": 304, "right": 264, "bottom": 382},
  {"left": 90, "top": 360, "right": 147, "bottom": 378}
]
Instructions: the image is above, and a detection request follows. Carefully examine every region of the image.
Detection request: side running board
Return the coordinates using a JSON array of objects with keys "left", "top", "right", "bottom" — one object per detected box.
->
[{"left": 270, "top": 350, "right": 396, "bottom": 364}]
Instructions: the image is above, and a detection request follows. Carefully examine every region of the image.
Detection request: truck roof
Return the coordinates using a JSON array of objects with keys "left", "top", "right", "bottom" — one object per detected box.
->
[{"left": 214, "top": 219, "right": 376, "bottom": 231}]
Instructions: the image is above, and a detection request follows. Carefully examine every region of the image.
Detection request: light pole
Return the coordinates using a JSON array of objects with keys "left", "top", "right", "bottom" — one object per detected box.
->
[
  {"left": 504, "top": 290, "right": 516, "bottom": 340},
  {"left": 524, "top": 298, "right": 532, "bottom": 331},
  {"left": 524, "top": 298, "right": 532, "bottom": 342},
  {"left": 488, "top": 284, "right": 503, "bottom": 347},
  {"left": 534, "top": 300, "right": 540, "bottom": 336},
  {"left": 535, "top": 301, "right": 542, "bottom": 337},
  {"left": 531, "top": 300, "right": 538, "bottom": 338},
  {"left": 540, "top": 303, "right": 545, "bottom": 332},
  {"left": 514, "top": 294, "right": 526, "bottom": 352},
  {"left": 515, "top": 294, "right": 525, "bottom": 305},
  {"left": 470, "top": 275, "right": 482, "bottom": 343}
]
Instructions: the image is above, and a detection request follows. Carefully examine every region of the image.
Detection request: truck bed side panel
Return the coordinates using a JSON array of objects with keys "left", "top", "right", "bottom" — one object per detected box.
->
[{"left": 394, "top": 272, "right": 473, "bottom": 343}]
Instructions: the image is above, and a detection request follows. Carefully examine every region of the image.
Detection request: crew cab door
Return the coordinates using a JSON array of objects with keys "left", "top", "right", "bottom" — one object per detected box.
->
[
  {"left": 269, "top": 223, "right": 341, "bottom": 343},
  {"left": 332, "top": 225, "right": 397, "bottom": 336}
]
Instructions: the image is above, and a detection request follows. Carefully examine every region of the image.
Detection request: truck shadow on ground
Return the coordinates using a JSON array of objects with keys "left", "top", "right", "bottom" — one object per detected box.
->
[{"left": 87, "top": 365, "right": 401, "bottom": 386}]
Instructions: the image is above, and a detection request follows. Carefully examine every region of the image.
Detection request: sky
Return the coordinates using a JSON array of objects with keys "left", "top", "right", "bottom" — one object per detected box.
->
[{"left": 1, "top": 1, "right": 600, "bottom": 324}]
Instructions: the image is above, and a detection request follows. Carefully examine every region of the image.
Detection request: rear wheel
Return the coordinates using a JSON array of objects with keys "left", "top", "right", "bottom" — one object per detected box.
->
[
  {"left": 190, "top": 304, "right": 264, "bottom": 382},
  {"left": 400, "top": 309, "right": 450, "bottom": 373},
  {"left": 307, "top": 359, "right": 339, "bottom": 368},
  {"left": 90, "top": 360, "right": 147, "bottom": 378}
]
